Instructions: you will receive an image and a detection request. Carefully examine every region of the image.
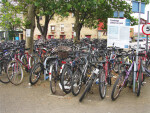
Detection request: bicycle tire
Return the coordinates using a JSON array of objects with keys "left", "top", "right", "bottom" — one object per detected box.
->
[
  {"left": 29, "top": 53, "right": 41, "bottom": 68},
  {"left": 7, "top": 60, "right": 24, "bottom": 85},
  {"left": 61, "top": 65, "right": 72, "bottom": 94},
  {"left": 0, "top": 59, "right": 10, "bottom": 83},
  {"left": 49, "top": 64, "right": 57, "bottom": 94},
  {"left": 79, "top": 78, "right": 93, "bottom": 102},
  {"left": 99, "top": 67, "right": 107, "bottom": 99},
  {"left": 29, "top": 62, "right": 44, "bottom": 85},
  {"left": 111, "top": 72, "right": 125, "bottom": 101},
  {"left": 71, "top": 69, "right": 82, "bottom": 96},
  {"left": 136, "top": 66, "right": 142, "bottom": 96}
]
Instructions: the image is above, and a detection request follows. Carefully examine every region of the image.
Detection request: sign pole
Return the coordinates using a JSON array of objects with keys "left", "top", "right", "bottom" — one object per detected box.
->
[
  {"left": 134, "top": 0, "right": 141, "bottom": 93},
  {"left": 146, "top": 11, "right": 149, "bottom": 52}
]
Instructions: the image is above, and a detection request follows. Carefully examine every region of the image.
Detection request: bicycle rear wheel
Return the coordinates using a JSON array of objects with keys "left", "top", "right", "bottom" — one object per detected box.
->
[
  {"left": 29, "top": 62, "right": 44, "bottom": 85},
  {"left": 7, "top": 60, "right": 23, "bottom": 85},
  {"left": 111, "top": 72, "right": 125, "bottom": 101},
  {"left": 0, "top": 59, "right": 9, "bottom": 83}
]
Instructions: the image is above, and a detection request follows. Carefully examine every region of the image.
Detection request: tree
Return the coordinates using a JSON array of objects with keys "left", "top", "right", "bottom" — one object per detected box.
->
[
  {"left": 64, "top": 0, "right": 149, "bottom": 42},
  {"left": 0, "top": 1, "right": 22, "bottom": 40},
  {"left": 34, "top": 0, "right": 70, "bottom": 40}
]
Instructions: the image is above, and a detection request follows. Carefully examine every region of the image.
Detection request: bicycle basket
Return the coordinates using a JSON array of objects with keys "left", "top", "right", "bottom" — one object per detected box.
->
[
  {"left": 58, "top": 51, "right": 69, "bottom": 59},
  {"left": 55, "top": 46, "right": 72, "bottom": 59}
]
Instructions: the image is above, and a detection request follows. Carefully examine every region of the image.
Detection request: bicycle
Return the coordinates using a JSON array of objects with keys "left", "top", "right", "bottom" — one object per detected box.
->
[
  {"left": 7, "top": 48, "right": 40, "bottom": 85},
  {"left": 111, "top": 53, "right": 144, "bottom": 101}
]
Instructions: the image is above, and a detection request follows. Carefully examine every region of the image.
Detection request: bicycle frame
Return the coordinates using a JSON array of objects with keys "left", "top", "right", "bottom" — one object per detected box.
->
[
  {"left": 121, "top": 61, "right": 135, "bottom": 87},
  {"left": 15, "top": 52, "right": 32, "bottom": 70}
]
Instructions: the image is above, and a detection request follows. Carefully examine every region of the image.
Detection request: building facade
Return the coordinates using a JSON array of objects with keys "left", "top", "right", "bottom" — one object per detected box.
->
[{"left": 33, "top": 13, "right": 106, "bottom": 40}]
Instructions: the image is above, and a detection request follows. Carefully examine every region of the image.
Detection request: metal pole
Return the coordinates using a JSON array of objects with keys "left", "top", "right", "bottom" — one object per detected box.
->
[
  {"left": 146, "top": 11, "right": 149, "bottom": 52},
  {"left": 134, "top": 1, "right": 141, "bottom": 93}
]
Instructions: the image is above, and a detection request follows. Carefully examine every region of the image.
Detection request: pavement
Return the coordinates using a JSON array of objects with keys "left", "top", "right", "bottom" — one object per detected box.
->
[{"left": 1, "top": 74, "right": 150, "bottom": 113}]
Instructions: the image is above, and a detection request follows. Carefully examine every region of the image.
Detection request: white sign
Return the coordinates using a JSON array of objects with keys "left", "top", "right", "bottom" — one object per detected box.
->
[
  {"left": 26, "top": 29, "right": 31, "bottom": 37},
  {"left": 107, "top": 18, "right": 130, "bottom": 48},
  {"left": 108, "top": 18, "right": 125, "bottom": 26},
  {"left": 142, "top": 23, "right": 150, "bottom": 35}
]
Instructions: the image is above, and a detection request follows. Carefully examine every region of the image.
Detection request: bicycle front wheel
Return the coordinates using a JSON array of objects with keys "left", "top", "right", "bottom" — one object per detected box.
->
[
  {"left": 29, "top": 62, "right": 44, "bottom": 85},
  {"left": 7, "top": 60, "right": 23, "bottom": 85},
  {"left": 49, "top": 64, "right": 57, "bottom": 94},
  {"left": 111, "top": 72, "right": 125, "bottom": 101},
  {"left": 99, "top": 68, "right": 107, "bottom": 99},
  {"left": 61, "top": 65, "right": 72, "bottom": 94},
  {"left": 71, "top": 69, "right": 82, "bottom": 96},
  {"left": 136, "top": 68, "right": 142, "bottom": 97},
  {"left": 0, "top": 59, "right": 10, "bottom": 83},
  {"left": 79, "top": 78, "right": 93, "bottom": 102}
]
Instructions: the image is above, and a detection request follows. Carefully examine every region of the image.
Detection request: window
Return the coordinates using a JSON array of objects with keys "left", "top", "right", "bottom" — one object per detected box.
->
[
  {"left": 60, "top": 35, "right": 65, "bottom": 39},
  {"left": 48, "top": 35, "right": 54, "bottom": 39},
  {"left": 51, "top": 25, "right": 55, "bottom": 32},
  {"left": 60, "top": 24, "right": 64, "bottom": 32},
  {"left": 72, "top": 24, "right": 74, "bottom": 32}
]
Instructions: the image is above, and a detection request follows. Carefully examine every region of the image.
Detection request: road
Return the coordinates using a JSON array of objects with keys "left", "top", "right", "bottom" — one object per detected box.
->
[{"left": 1, "top": 75, "right": 150, "bottom": 113}]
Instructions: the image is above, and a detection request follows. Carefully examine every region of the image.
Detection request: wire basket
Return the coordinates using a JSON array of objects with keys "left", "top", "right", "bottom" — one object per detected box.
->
[
  {"left": 58, "top": 51, "right": 69, "bottom": 59},
  {"left": 53, "top": 46, "right": 72, "bottom": 59}
]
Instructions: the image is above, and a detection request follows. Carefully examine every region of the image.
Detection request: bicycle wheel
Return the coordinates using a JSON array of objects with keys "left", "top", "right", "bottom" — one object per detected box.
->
[
  {"left": 61, "top": 65, "right": 72, "bottom": 94},
  {"left": 7, "top": 60, "right": 23, "bottom": 85},
  {"left": 99, "top": 67, "right": 107, "bottom": 99},
  {"left": 111, "top": 72, "right": 125, "bottom": 101},
  {"left": 135, "top": 68, "right": 142, "bottom": 97},
  {"left": 29, "top": 54, "right": 41, "bottom": 68},
  {"left": 0, "top": 59, "right": 9, "bottom": 83},
  {"left": 79, "top": 78, "right": 93, "bottom": 102},
  {"left": 71, "top": 69, "right": 82, "bottom": 96},
  {"left": 29, "top": 62, "right": 44, "bottom": 85},
  {"left": 49, "top": 64, "right": 57, "bottom": 94}
]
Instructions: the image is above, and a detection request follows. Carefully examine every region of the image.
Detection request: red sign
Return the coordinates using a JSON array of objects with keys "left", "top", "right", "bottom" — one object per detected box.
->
[{"left": 142, "top": 23, "right": 150, "bottom": 35}]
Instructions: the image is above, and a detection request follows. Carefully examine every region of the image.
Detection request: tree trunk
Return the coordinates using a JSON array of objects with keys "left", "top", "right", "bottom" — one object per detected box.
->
[
  {"left": 26, "top": 4, "right": 36, "bottom": 53},
  {"left": 74, "top": 12, "right": 82, "bottom": 43},
  {"left": 36, "top": 14, "right": 54, "bottom": 40}
]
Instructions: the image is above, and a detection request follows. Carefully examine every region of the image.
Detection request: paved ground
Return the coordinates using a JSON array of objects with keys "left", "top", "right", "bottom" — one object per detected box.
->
[{"left": 1, "top": 73, "right": 150, "bottom": 113}]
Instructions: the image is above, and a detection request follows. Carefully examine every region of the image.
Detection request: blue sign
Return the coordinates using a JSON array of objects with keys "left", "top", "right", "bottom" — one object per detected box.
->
[
  {"left": 113, "top": 11, "right": 124, "bottom": 18},
  {"left": 126, "top": 19, "right": 130, "bottom": 26},
  {"left": 114, "top": 11, "right": 118, "bottom": 17},
  {"left": 15, "top": 37, "right": 19, "bottom": 40},
  {"left": 141, "top": 2, "right": 145, "bottom": 14},
  {"left": 132, "top": 1, "right": 145, "bottom": 14}
]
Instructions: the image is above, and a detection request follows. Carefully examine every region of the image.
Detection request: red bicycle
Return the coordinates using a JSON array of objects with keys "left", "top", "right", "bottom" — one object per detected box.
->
[{"left": 7, "top": 48, "right": 40, "bottom": 85}]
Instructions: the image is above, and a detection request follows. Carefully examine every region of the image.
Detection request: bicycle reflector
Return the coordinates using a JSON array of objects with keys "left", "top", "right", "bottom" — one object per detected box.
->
[{"left": 61, "top": 61, "right": 66, "bottom": 64}]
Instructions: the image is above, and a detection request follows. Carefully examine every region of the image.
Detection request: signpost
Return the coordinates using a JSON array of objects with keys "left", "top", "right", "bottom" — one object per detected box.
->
[{"left": 132, "top": 0, "right": 145, "bottom": 93}]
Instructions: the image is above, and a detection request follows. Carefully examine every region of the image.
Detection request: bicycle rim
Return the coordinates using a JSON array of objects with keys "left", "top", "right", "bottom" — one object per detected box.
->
[{"left": 7, "top": 60, "right": 23, "bottom": 85}]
